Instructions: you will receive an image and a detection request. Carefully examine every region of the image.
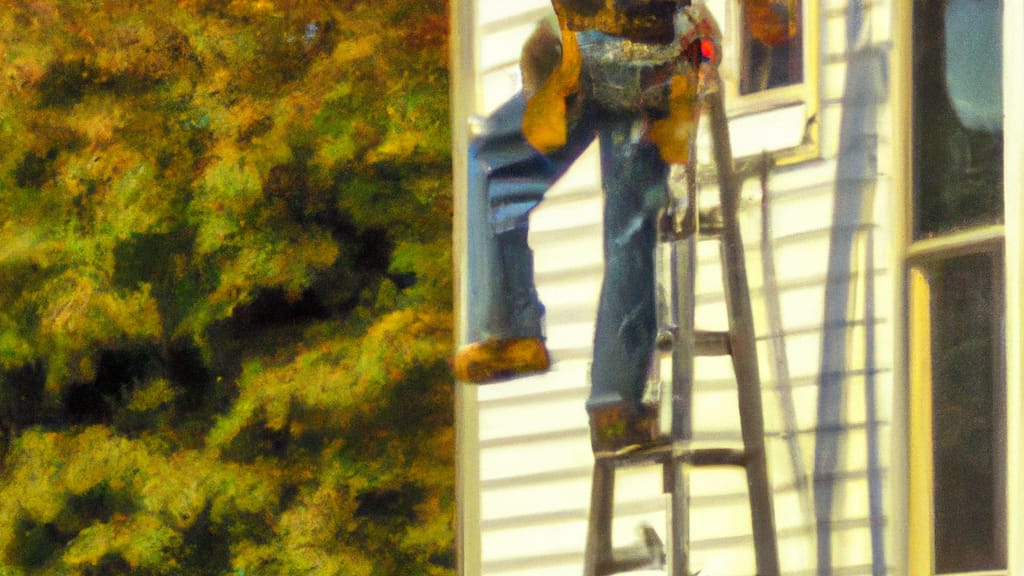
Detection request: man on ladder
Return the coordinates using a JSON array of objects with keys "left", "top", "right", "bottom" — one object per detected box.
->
[
  {"left": 455, "top": 2, "right": 785, "bottom": 574},
  {"left": 455, "top": 0, "right": 720, "bottom": 451}
]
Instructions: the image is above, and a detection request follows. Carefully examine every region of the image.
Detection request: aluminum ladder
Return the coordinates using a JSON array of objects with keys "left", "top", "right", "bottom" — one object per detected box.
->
[{"left": 582, "top": 75, "right": 781, "bottom": 576}]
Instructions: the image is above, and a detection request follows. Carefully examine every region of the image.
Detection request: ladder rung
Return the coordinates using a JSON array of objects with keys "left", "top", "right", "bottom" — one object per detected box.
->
[
  {"left": 698, "top": 206, "right": 724, "bottom": 236},
  {"left": 593, "top": 442, "right": 749, "bottom": 469},
  {"left": 657, "top": 205, "right": 725, "bottom": 242},
  {"left": 594, "top": 439, "right": 673, "bottom": 464},
  {"left": 695, "top": 330, "right": 731, "bottom": 356},
  {"left": 686, "top": 448, "right": 748, "bottom": 467}
]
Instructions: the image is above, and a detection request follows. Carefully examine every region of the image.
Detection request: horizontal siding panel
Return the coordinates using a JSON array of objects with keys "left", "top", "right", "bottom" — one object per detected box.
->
[
  {"left": 824, "top": 60, "right": 851, "bottom": 102},
  {"left": 704, "top": 104, "right": 811, "bottom": 161},
  {"left": 529, "top": 196, "right": 603, "bottom": 235},
  {"left": 824, "top": 6, "right": 850, "bottom": 58},
  {"left": 818, "top": 99, "right": 844, "bottom": 159},
  {"left": 757, "top": 159, "right": 840, "bottom": 198},
  {"left": 480, "top": 517, "right": 587, "bottom": 564},
  {"left": 478, "top": 391, "right": 588, "bottom": 444},
  {"left": 544, "top": 321, "right": 597, "bottom": 359},
  {"left": 480, "top": 66, "right": 522, "bottom": 113},
  {"left": 483, "top": 556, "right": 584, "bottom": 576},
  {"left": 480, "top": 477, "right": 591, "bottom": 526},
  {"left": 766, "top": 189, "right": 838, "bottom": 238},
  {"left": 478, "top": 22, "right": 538, "bottom": 74},
  {"left": 479, "top": 434, "right": 593, "bottom": 483}
]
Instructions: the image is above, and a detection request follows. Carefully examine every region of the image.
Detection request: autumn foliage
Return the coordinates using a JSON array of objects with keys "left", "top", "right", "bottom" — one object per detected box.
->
[{"left": 0, "top": 0, "right": 453, "bottom": 574}]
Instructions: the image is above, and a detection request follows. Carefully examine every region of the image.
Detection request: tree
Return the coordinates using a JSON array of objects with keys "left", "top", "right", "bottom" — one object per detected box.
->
[{"left": 0, "top": 1, "right": 454, "bottom": 574}]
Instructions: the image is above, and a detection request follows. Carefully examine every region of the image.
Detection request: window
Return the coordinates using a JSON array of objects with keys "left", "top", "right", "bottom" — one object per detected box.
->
[
  {"left": 698, "top": 0, "right": 818, "bottom": 163},
  {"left": 739, "top": 0, "right": 803, "bottom": 95},
  {"left": 908, "top": 0, "right": 1006, "bottom": 573}
]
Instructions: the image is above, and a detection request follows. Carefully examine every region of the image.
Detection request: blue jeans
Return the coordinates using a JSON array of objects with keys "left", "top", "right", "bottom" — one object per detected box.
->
[{"left": 465, "top": 91, "right": 669, "bottom": 413}]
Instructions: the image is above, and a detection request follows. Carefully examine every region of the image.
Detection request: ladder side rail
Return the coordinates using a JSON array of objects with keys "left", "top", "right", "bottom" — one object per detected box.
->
[
  {"left": 706, "top": 77, "right": 781, "bottom": 576},
  {"left": 669, "top": 454, "right": 690, "bottom": 576},
  {"left": 671, "top": 128, "right": 701, "bottom": 443},
  {"left": 666, "top": 103, "right": 703, "bottom": 576},
  {"left": 584, "top": 459, "right": 616, "bottom": 576}
]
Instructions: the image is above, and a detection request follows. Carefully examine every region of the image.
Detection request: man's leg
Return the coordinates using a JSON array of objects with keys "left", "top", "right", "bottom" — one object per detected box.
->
[
  {"left": 587, "top": 112, "right": 669, "bottom": 450},
  {"left": 456, "top": 93, "right": 593, "bottom": 382}
]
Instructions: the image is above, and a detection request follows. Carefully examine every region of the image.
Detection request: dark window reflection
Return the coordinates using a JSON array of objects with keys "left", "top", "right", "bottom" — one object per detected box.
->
[
  {"left": 913, "top": 0, "right": 1003, "bottom": 238},
  {"left": 740, "top": 0, "right": 803, "bottom": 94},
  {"left": 928, "top": 251, "right": 1006, "bottom": 573}
]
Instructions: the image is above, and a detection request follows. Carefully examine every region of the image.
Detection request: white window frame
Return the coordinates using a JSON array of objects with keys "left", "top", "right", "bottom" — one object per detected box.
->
[
  {"left": 895, "top": 1, "right": 1024, "bottom": 575},
  {"left": 699, "top": 0, "right": 820, "bottom": 166},
  {"left": 450, "top": 0, "right": 480, "bottom": 574}
]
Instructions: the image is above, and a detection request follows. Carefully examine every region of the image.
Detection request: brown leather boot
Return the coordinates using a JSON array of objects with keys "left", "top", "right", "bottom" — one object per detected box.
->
[
  {"left": 588, "top": 402, "right": 661, "bottom": 454},
  {"left": 453, "top": 338, "right": 551, "bottom": 383}
]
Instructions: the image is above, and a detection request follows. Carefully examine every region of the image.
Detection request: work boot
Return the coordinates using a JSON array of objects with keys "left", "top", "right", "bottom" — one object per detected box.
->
[
  {"left": 588, "top": 402, "right": 660, "bottom": 454},
  {"left": 453, "top": 337, "right": 550, "bottom": 383}
]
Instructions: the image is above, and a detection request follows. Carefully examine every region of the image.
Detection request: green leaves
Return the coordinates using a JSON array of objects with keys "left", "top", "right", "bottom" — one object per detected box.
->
[
  {"left": 0, "top": 0, "right": 453, "bottom": 573},
  {"left": 62, "top": 515, "right": 183, "bottom": 573}
]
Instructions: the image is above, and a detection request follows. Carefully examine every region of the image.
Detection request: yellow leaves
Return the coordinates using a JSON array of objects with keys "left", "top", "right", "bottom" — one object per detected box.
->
[
  {"left": 1, "top": 429, "right": 67, "bottom": 525},
  {"left": 201, "top": 231, "right": 339, "bottom": 322},
  {"left": 0, "top": 7, "right": 59, "bottom": 92},
  {"left": 207, "top": 334, "right": 355, "bottom": 449},
  {"left": 208, "top": 460, "right": 283, "bottom": 521},
  {"left": 127, "top": 378, "right": 179, "bottom": 413},
  {"left": 240, "top": 0, "right": 277, "bottom": 14},
  {"left": 102, "top": 162, "right": 177, "bottom": 240},
  {"left": 67, "top": 97, "right": 127, "bottom": 145},
  {"left": 327, "top": 37, "right": 382, "bottom": 69},
  {"left": 89, "top": 17, "right": 169, "bottom": 80},
  {"left": 3, "top": 48, "right": 52, "bottom": 92},
  {"left": 198, "top": 148, "right": 263, "bottom": 208},
  {"left": 0, "top": 312, "right": 35, "bottom": 369},
  {"left": 36, "top": 272, "right": 162, "bottom": 387},
  {"left": 231, "top": 96, "right": 273, "bottom": 142},
  {"left": 275, "top": 485, "right": 374, "bottom": 576},
  {"left": 0, "top": 425, "right": 293, "bottom": 571},
  {"left": 350, "top": 309, "right": 453, "bottom": 407},
  {"left": 62, "top": 426, "right": 145, "bottom": 496},
  {"left": 207, "top": 308, "right": 452, "bottom": 459},
  {"left": 0, "top": 226, "right": 60, "bottom": 269},
  {"left": 63, "top": 514, "right": 182, "bottom": 571},
  {"left": 60, "top": 143, "right": 140, "bottom": 200},
  {"left": 139, "top": 450, "right": 209, "bottom": 529},
  {"left": 0, "top": 1, "right": 454, "bottom": 572},
  {"left": 192, "top": 150, "right": 264, "bottom": 254},
  {"left": 278, "top": 485, "right": 347, "bottom": 548},
  {"left": 314, "top": 132, "right": 360, "bottom": 171},
  {"left": 389, "top": 240, "right": 453, "bottom": 308},
  {"left": 39, "top": 273, "right": 161, "bottom": 340},
  {"left": 365, "top": 130, "right": 426, "bottom": 165}
]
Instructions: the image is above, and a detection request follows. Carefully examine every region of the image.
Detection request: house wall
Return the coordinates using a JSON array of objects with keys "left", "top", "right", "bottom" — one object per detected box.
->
[{"left": 453, "top": 1, "right": 901, "bottom": 574}]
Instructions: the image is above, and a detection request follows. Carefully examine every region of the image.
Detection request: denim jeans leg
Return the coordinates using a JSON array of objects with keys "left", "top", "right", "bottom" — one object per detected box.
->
[
  {"left": 587, "top": 113, "right": 669, "bottom": 412},
  {"left": 466, "top": 93, "right": 593, "bottom": 343}
]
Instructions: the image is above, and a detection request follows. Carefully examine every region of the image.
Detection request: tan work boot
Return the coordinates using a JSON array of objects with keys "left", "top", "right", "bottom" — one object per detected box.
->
[
  {"left": 588, "top": 402, "right": 661, "bottom": 454},
  {"left": 453, "top": 337, "right": 550, "bottom": 383}
]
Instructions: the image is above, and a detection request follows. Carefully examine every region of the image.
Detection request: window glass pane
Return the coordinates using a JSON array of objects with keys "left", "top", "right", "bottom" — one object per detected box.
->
[
  {"left": 739, "top": 0, "right": 803, "bottom": 94},
  {"left": 913, "top": 0, "right": 1003, "bottom": 238},
  {"left": 928, "top": 251, "right": 1006, "bottom": 573}
]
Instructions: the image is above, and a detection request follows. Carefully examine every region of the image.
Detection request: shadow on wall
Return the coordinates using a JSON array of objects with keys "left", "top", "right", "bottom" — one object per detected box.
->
[{"left": 812, "top": 0, "right": 888, "bottom": 574}]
